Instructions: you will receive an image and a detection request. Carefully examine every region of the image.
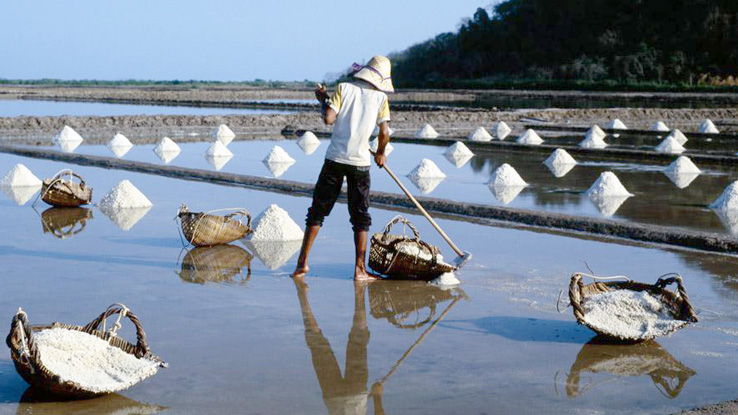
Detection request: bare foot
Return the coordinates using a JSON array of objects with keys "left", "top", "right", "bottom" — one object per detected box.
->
[
  {"left": 293, "top": 264, "right": 309, "bottom": 279},
  {"left": 354, "top": 266, "right": 380, "bottom": 281}
]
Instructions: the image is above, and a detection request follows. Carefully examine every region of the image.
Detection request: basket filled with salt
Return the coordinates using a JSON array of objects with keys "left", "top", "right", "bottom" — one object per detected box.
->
[
  {"left": 177, "top": 204, "right": 252, "bottom": 247},
  {"left": 369, "top": 215, "right": 456, "bottom": 281},
  {"left": 6, "top": 304, "right": 167, "bottom": 398},
  {"left": 40, "top": 170, "right": 92, "bottom": 207},
  {"left": 568, "top": 272, "right": 698, "bottom": 342}
]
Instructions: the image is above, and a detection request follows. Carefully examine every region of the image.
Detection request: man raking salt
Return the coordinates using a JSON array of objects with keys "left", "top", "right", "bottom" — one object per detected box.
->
[{"left": 292, "top": 55, "right": 393, "bottom": 281}]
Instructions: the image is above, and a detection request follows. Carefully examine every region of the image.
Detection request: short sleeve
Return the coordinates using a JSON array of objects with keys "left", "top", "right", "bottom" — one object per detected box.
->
[
  {"left": 328, "top": 84, "right": 343, "bottom": 113},
  {"left": 377, "top": 96, "right": 390, "bottom": 125}
]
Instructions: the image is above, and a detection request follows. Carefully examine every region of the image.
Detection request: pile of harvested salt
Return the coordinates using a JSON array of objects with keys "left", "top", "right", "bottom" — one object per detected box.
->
[
  {"left": 263, "top": 145, "right": 295, "bottom": 164},
  {"left": 54, "top": 126, "right": 84, "bottom": 144},
  {"left": 467, "top": 127, "right": 492, "bottom": 142},
  {"left": 407, "top": 159, "right": 446, "bottom": 180},
  {"left": 415, "top": 124, "right": 439, "bottom": 139},
  {"left": 516, "top": 129, "right": 543, "bottom": 145},
  {"left": 263, "top": 160, "right": 294, "bottom": 178},
  {"left": 586, "top": 171, "right": 633, "bottom": 199},
  {"left": 667, "top": 129, "right": 688, "bottom": 145},
  {"left": 297, "top": 131, "right": 321, "bottom": 154},
  {"left": 429, "top": 272, "right": 460, "bottom": 287},
  {"left": 445, "top": 141, "right": 474, "bottom": 159},
  {"left": 99, "top": 180, "right": 153, "bottom": 210},
  {"left": 243, "top": 239, "right": 302, "bottom": 270},
  {"left": 154, "top": 137, "right": 181, "bottom": 155},
  {"left": 212, "top": 124, "right": 236, "bottom": 145},
  {"left": 582, "top": 290, "right": 688, "bottom": 340},
  {"left": 699, "top": 119, "right": 719, "bottom": 134},
  {"left": 543, "top": 149, "right": 577, "bottom": 178},
  {"left": 710, "top": 181, "right": 738, "bottom": 212},
  {"left": 605, "top": 119, "right": 628, "bottom": 130},
  {"left": 578, "top": 130, "right": 608, "bottom": 149},
  {"left": 588, "top": 125, "right": 606, "bottom": 139},
  {"left": 663, "top": 156, "right": 701, "bottom": 189},
  {"left": 1, "top": 185, "right": 41, "bottom": 206},
  {"left": 249, "top": 204, "right": 304, "bottom": 241},
  {"left": 409, "top": 176, "right": 445, "bottom": 194},
  {"left": 651, "top": 121, "right": 670, "bottom": 132},
  {"left": 493, "top": 121, "right": 512, "bottom": 140},
  {"left": 397, "top": 243, "right": 449, "bottom": 265},
  {"left": 655, "top": 136, "right": 685, "bottom": 154},
  {"left": 34, "top": 327, "right": 160, "bottom": 393},
  {"left": 489, "top": 163, "right": 527, "bottom": 188},
  {"left": 370, "top": 138, "right": 394, "bottom": 156},
  {"left": 204, "top": 141, "right": 233, "bottom": 158},
  {"left": 1, "top": 164, "right": 42, "bottom": 188},
  {"left": 107, "top": 133, "right": 133, "bottom": 158}
]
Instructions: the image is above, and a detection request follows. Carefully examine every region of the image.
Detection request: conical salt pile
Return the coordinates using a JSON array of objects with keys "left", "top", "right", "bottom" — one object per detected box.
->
[
  {"left": 263, "top": 145, "right": 295, "bottom": 164},
  {"left": 212, "top": 124, "right": 236, "bottom": 145},
  {"left": 99, "top": 180, "right": 153, "bottom": 210},
  {"left": 154, "top": 137, "right": 181, "bottom": 162},
  {"left": 699, "top": 119, "right": 719, "bottom": 134},
  {"left": 1, "top": 184, "right": 41, "bottom": 206},
  {"left": 243, "top": 240, "right": 302, "bottom": 270},
  {"left": 650, "top": 121, "right": 670, "bottom": 132},
  {"left": 297, "top": 132, "right": 321, "bottom": 155},
  {"left": 543, "top": 149, "right": 577, "bottom": 178},
  {"left": 415, "top": 124, "right": 439, "bottom": 139},
  {"left": 516, "top": 129, "right": 543, "bottom": 145},
  {"left": 489, "top": 163, "right": 528, "bottom": 189},
  {"left": 407, "top": 159, "right": 446, "bottom": 179},
  {"left": 655, "top": 136, "right": 685, "bottom": 154},
  {"left": 588, "top": 125, "right": 606, "bottom": 139},
  {"left": 204, "top": 141, "right": 233, "bottom": 158},
  {"left": 205, "top": 155, "right": 231, "bottom": 171},
  {"left": 710, "top": 181, "right": 738, "bottom": 212},
  {"left": 53, "top": 126, "right": 84, "bottom": 144},
  {"left": 578, "top": 130, "right": 608, "bottom": 149},
  {"left": 667, "top": 129, "right": 688, "bottom": 146},
  {"left": 100, "top": 206, "right": 152, "bottom": 231},
  {"left": 586, "top": 172, "right": 633, "bottom": 199},
  {"left": 370, "top": 138, "right": 394, "bottom": 156},
  {"left": 664, "top": 156, "right": 700, "bottom": 175},
  {"left": 107, "top": 133, "right": 133, "bottom": 158},
  {"left": 468, "top": 127, "right": 492, "bottom": 142},
  {"left": 1, "top": 164, "right": 42, "bottom": 188},
  {"left": 249, "top": 204, "right": 304, "bottom": 242},
  {"left": 409, "top": 177, "right": 445, "bottom": 194},
  {"left": 493, "top": 121, "right": 512, "bottom": 140},
  {"left": 605, "top": 119, "right": 628, "bottom": 130},
  {"left": 445, "top": 141, "right": 474, "bottom": 159}
]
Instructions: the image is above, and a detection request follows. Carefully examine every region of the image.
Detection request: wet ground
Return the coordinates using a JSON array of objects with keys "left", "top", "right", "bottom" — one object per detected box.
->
[
  {"left": 1, "top": 153, "right": 738, "bottom": 414},
  {"left": 0, "top": 100, "right": 294, "bottom": 117}
]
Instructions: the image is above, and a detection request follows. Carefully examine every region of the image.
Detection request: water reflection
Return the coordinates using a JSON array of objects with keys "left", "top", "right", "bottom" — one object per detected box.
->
[
  {"left": 108, "top": 145, "right": 131, "bottom": 158},
  {"left": 16, "top": 388, "right": 167, "bottom": 415},
  {"left": 712, "top": 208, "right": 738, "bottom": 236},
  {"left": 204, "top": 155, "right": 232, "bottom": 171},
  {"left": 368, "top": 280, "right": 464, "bottom": 329},
  {"left": 154, "top": 149, "right": 180, "bottom": 164},
  {"left": 242, "top": 239, "right": 301, "bottom": 270},
  {"left": 565, "top": 337, "right": 695, "bottom": 399},
  {"left": 178, "top": 244, "right": 252, "bottom": 285},
  {"left": 408, "top": 176, "right": 444, "bottom": 194},
  {"left": 58, "top": 140, "right": 81, "bottom": 153},
  {"left": 39, "top": 207, "right": 92, "bottom": 239},
  {"left": 444, "top": 152, "right": 473, "bottom": 169},
  {"left": 588, "top": 195, "right": 631, "bottom": 217},
  {"left": 263, "top": 160, "right": 295, "bottom": 178},
  {"left": 1, "top": 184, "right": 41, "bottom": 206},
  {"left": 98, "top": 205, "right": 152, "bottom": 231},
  {"left": 545, "top": 162, "right": 576, "bottom": 179},
  {"left": 489, "top": 184, "right": 526, "bottom": 205},
  {"left": 663, "top": 171, "right": 700, "bottom": 189}
]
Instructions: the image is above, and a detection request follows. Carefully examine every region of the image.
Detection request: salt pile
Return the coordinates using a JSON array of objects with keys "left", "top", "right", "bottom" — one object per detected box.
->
[
  {"left": 243, "top": 240, "right": 302, "bottom": 270},
  {"left": 297, "top": 131, "right": 321, "bottom": 155},
  {"left": 578, "top": 130, "right": 608, "bottom": 149},
  {"left": 468, "top": 127, "right": 492, "bottom": 142},
  {"left": 263, "top": 145, "right": 295, "bottom": 164},
  {"left": 543, "top": 149, "right": 577, "bottom": 178},
  {"left": 53, "top": 125, "right": 84, "bottom": 144},
  {"left": 263, "top": 160, "right": 294, "bottom": 178},
  {"left": 370, "top": 138, "right": 394, "bottom": 156},
  {"left": 415, "top": 124, "right": 439, "bottom": 139},
  {"left": 59, "top": 140, "right": 82, "bottom": 153},
  {"left": 99, "top": 180, "right": 153, "bottom": 210},
  {"left": 398, "top": 244, "right": 449, "bottom": 265},
  {"left": 407, "top": 159, "right": 446, "bottom": 180},
  {"left": 34, "top": 327, "right": 161, "bottom": 393},
  {"left": 489, "top": 163, "right": 528, "bottom": 189},
  {"left": 1, "top": 164, "right": 42, "bottom": 188},
  {"left": 663, "top": 156, "right": 701, "bottom": 189},
  {"left": 493, "top": 121, "right": 512, "bottom": 140},
  {"left": 205, "top": 155, "right": 231, "bottom": 171},
  {"left": 409, "top": 176, "right": 445, "bottom": 194},
  {"left": 249, "top": 204, "right": 304, "bottom": 242},
  {"left": 516, "top": 129, "right": 543, "bottom": 145},
  {"left": 586, "top": 171, "right": 633, "bottom": 199},
  {"left": 444, "top": 141, "right": 474, "bottom": 168},
  {"left": 204, "top": 141, "right": 234, "bottom": 158},
  {"left": 709, "top": 181, "right": 738, "bottom": 212},
  {"left": 699, "top": 119, "right": 719, "bottom": 134},
  {"left": 667, "top": 129, "right": 688, "bottom": 145},
  {"left": 654, "top": 136, "right": 685, "bottom": 154},
  {"left": 107, "top": 133, "right": 133, "bottom": 158},
  {"left": 650, "top": 121, "right": 670, "bottom": 132},
  {"left": 429, "top": 272, "right": 461, "bottom": 287},
  {"left": 713, "top": 208, "right": 738, "bottom": 236},
  {"left": 100, "top": 205, "right": 152, "bottom": 231},
  {"left": 588, "top": 125, "right": 607, "bottom": 139},
  {"left": 582, "top": 290, "right": 688, "bottom": 341},
  {"left": 605, "top": 119, "right": 628, "bottom": 130},
  {"left": 1, "top": 185, "right": 41, "bottom": 206},
  {"left": 212, "top": 124, "right": 236, "bottom": 145},
  {"left": 153, "top": 137, "right": 181, "bottom": 163}
]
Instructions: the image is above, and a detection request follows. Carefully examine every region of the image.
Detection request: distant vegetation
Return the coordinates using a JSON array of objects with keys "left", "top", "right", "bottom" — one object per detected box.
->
[
  {"left": 391, "top": 0, "right": 738, "bottom": 90},
  {"left": 0, "top": 79, "right": 315, "bottom": 89}
]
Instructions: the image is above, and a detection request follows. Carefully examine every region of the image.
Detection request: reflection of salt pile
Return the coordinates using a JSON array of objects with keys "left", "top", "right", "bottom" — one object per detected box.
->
[
  {"left": 243, "top": 240, "right": 302, "bottom": 270},
  {"left": 98, "top": 180, "right": 153, "bottom": 231},
  {"left": 54, "top": 126, "right": 84, "bottom": 153},
  {"left": 409, "top": 177, "right": 445, "bottom": 194},
  {"left": 153, "top": 137, "right": 181, "bottom": 164},
  {"left": 488, "top": 163, "right": 527, "bottom": 204},
  {"left": 0, "top": 164, "right": 43, "bottom": 205},
  {"left": 100, "top": 205, "right": 152, "bottom": 231},
  {"left": 667, "top": 129, "right": 688, "bottom": 145},
  {"left": 1, "top": 185, "right": 40, "bottom": 205},
  {"left": 107, "top": 133, "right": 133, "bottom": 158},
  {"left": 516, "top": 129, "right": 543, "bottom": 145},
  {"left": 699, "top": 119, "right": 719, "bottom": 134},
  {"left": 204, "top": 141, "right": 234, "bottom": 158},
  {"left": 263, "top": 146, "right": 296, "bottom": 177},
  {"left": 407, "top": 159, "right": 446, "bottom": 180},
  {"left": 650, "top": 121, "right": 670, "bottom": 132},
  {"left": 579, "top": 129, "right": 608, "bottom": 149},
  {"left": 415, "top": 123, "right": 439, "bottom": 139},
  {"left": 493, "top": 121, "right": 512, "bottom": 140},
  {"left": 370, "top": 138, "right": 394, "bottom": 156},
  {"left": 297, "top": 131, "right": 321, "bottom": 155},
  {"left": 249, "top": 204, "right": 304, "bottom": 242},
  {"left": 663, "top": 156, "right": 701, "bottom": 189},
  {"left": 444, "top": 141, "right": 474, "bottom": 168},
  {"left": 654, "top": 136, "right": 685, "bottom": 154},
  {"left": 543, "top": 149, "right": 577, "bottom": 178},
  {"left": 586, "top": 171, "right": 633, "bottom": 217},
  {"left": 605, "top": 119, "right": 628, "bottom": 130},
  {"left": 212, "top": 124, "right": 236, "bottom": 145},
  {"left": 468, "top": 127, "right": 492, "bottom": 142}
]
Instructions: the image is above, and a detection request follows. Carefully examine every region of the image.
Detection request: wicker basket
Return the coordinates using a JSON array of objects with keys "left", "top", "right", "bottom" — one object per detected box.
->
[
  {"left": 369, "top": 280, "right": 457, "bottom": 329},
  {"left": 6, "top": 304, "right": 166, "bottom": 399},
  {"left": 40, "top": 207, "right": 92, "bottom": 239},
  {"left": 178, "top": 244, "right": 252, "bottom": 284},
  {"left": 568, "top": 273, "right": 698, "bottom": 342},
  {"left": 40, "top": 171, "right": 92, "bottom": 207},
  {"left": 178, "top": 204, "right": 252, "bottom": 247},
  {"left": 369, "top": 216, "right": 456, "bottom": 281}
]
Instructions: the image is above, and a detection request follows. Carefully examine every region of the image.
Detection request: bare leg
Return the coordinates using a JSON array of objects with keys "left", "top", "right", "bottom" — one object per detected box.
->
[
  {"left": 293, "top": 225, "right": 321, "bottom": 278},
  {"left": 354, "top": 230, "right": 378, "bottom": 281}
]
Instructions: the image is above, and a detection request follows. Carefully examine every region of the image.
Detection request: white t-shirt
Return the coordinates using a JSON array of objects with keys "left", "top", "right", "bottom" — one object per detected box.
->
[{"left": 325, "top": 81, "right": 391, "bottom": 167}]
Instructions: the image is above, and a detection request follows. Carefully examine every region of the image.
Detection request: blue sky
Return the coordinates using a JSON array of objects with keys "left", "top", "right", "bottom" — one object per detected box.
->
[{"left": 0, "top": 1, "right": 494, "bottom": 82}]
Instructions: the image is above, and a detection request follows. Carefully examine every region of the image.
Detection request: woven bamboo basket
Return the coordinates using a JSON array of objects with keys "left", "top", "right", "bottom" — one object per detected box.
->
[
  {"left": 177, "top": 204, "right": 252, "bottom": 247},
  {"left": 6, "top": 304, "right": 166, "bottom": 398},
  {"left": 40, "top": 170, "right": 92, "bottom": 207},
  {"left": 40, "top": 207, "right": 92, "bottom": 239},
  {"left": 369, "top": 280, "right": 456, "bottom": 329},
  {"left": 369, "top": 216, "right": 456, "bottom": 281},
  {"left": 568, "top": 273, "right": 698, "bottom": 342},
  {"left": 178, "top": 244, "right": 252, "bottom": 284}
]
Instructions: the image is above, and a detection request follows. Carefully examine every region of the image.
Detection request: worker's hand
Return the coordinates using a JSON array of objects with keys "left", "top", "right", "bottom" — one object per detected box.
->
[
  {"left": 373, "top": 151, "right": 387, "bottom": 168},
  {"left": 314, "top": 83, "right": 329, "bottom": 103}
]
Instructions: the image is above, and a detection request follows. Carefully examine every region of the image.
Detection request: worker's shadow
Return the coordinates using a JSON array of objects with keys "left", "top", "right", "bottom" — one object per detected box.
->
[{"left": 448, "top": 316, "right": 593, "bottom": 344}]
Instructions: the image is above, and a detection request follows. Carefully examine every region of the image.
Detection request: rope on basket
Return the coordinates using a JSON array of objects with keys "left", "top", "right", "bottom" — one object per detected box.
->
[
  {"left": 101, "top": 303, "right": 130, "bottom": 338},
  {"left": 32, "top": 168, "right": 75, "bottom": 207},
  {"left": 14, "top": 308, "right": 31, "bottom": 364}
]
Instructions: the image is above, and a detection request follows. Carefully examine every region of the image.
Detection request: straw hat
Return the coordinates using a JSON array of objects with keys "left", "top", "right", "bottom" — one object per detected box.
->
[{"left": 353, "top": 55, "right": 394, "bottom": 93}]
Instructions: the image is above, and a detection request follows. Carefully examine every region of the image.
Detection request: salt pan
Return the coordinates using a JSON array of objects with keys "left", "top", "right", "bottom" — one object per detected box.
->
[
  {"left": 578, "top": 130, "right": 608, "bottom": 149},
  {"left": 710, "top": 181, "right": 738, "bottom": 212},
  {"left": 243, "top": 240, "right": 302, "bottom": 270},
  {"left": 493, "top": 121, "right": 512, "bottom": 140},
  {"left": 204, "top": 141, "right": 233, "bottom": 158},
  {"left": 655, "top": 136, "right": 685, "bottom": 154},
  {"left": 54, "top": 126, "right": 84, "bottom": 144},
  {"left": 586, "top": 171, "right": 633, "bottom": 199},
  {"left": 249, "top": 204, "right": 304, "bottom": 241},
  {"left": 99, "top": 180, "right": 153, "bottom": 210},
  {"left": 297, "top": 132, "right": 321, "bottom": 155},
  {"left": 651, "top": 121, "right": 670, "bottom": 132},
  {"left": 605, "top": 119, "right": 628, "bottom": 130},
  {"left": 699, "top": 119, "right": 719, "bottom": 134},
  {"left": 408, "top": 159, "right": 446, "bottom": 180},
  {"left": 212, "top": 124, "right": 236, "bottom": 145},
  {"left": 263, "top": 145, "right": 295, "bottom": 164},
  {"left": 1, "top": 164, "right": 42, "bottom": 187},
  {"left": 516, "top": 129, "right": 543, "bottom": 145},
  {"left": 489, "top": 163, "right": 527, "bottom": 188},
  {"left": 370, "top": 138, "right": 394, "bottom": 156},
  {"left": 467, "top": 127, "right": 492, "bottom": 142},
  {"left": 415, "top": 124, "right": 439, "bottom": 139},
  {"left": 667, "top": 129, "right": 688, "bottom": 145}
]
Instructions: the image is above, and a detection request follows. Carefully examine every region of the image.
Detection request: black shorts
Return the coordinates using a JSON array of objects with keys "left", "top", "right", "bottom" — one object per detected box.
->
[{"left": 306, "top": 160, "right": 371, "bottom": 232}]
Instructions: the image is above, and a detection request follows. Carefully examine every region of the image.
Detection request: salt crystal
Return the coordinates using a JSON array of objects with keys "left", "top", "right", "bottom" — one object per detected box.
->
[
  {"left": 699, "top": 119, "right": 719, "bottom": 134},
  {"left": 249, "top": 204, "right": 304, "bottom": 241},
  {"left": 204, "top": 141, "right": 233, "bottom": 158},
  {"left": 100, "top": 205, "right": 152, "bottom": 231},
  {"left": 99, "top": 180, "right": 153, "bottom": 210},
  {"left": 242, "top": 239, "right": 302, "bottom": 270},
  {"left": 664, "top": 156, "right": 700, "bottom": 175},
  {"left": 415, "top": 124, "right": 439, "bottom": 139},
  {"left": 397, "top": 243, "right": 447, "bottom": 264},
  {"left": 493, "top": 121, "right": 512, "bottom": 140},
  {"left": 467, "top": 127, "right": 492, "bottom": 142},
  {"left": 667, "top": 129, "right": 688, "bottom": 145},
  {"left": 516, "top": 129, "right": 543, "bottom": 145},
  {"left": 655, "top": 136, "right": 685, "bottom": 154},
  {"left": 489, "top": 163, "right": 527, "bottom": 188},
  {"left": 579, "top": 130, "right": 608, "bottom": 149},
  {"left": 263, "top": 145, "right": 295, "bottom": 164},
  {"left": 651, "top": 121, "right": 670, "bottom": 132},
  {"left": 605, "top": 119, "right": 628, "bottom": 130},
  {"left": 407, "top": 159, "right": 446, "bottom": 179},
  {"left": 710, "top": 181, "right": 738, "bottom": 212},
  {"left": 1, "top": 164, "right": 42, "bottom": 187},
  {"left": 429, "top": 272, "right": 460, "bottom": 287},
  {"left": 370, "top": 138, "right": 394, "bottom": 156},
  {"left": 297, "top": 132, "right": 321, "bottom": 155},
  {"left": 0, "top": 184, "right": 41, "bottom": 206},
  {"left": 587, "top": 171, "right": 633, "bottom": 198},
  {"left": 212, "top": 124, "right": 236, "bottom": 145},
  {"left": 588, "top": 125, "right": 606, "bottom": 139},
  {"left": 53, "top": 125, "right": 84, "bottom": 143}
]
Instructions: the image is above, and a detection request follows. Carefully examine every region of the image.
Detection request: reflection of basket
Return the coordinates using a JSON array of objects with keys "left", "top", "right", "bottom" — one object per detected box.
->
[
  {"left": 6, "top": 304, "right": 166, "bottom": 399},
  {"left": 40, "top": 171, "right": 92, "bottom": 207},
  {"left": 178, "top": 244, "right": 252, "bottom": 284},
  {"left": 40, "top": 207, "right": 92, "bottom": 239},
  {"left": 369, "top": 280, "right": 455, "bottom": 329},
  {"left": 178, "top": 204, "right": 252, "bottom": 247},
  {"left": 568, "top": 273, "right": 698, "bottom": 342},
  {"left": 369, "top": 216, "right": 456, "bottom": 281},
  {"left": 18, "top": 389, "right": 168, "bottom": 415}
]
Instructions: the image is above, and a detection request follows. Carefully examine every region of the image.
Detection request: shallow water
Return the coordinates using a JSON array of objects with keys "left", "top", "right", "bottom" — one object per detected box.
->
[
  {"left": 0, "top": 153, "right": 738, "bottom": 414},
  {"left": 0, "top": 100, "right": 294, "bottom": 117}
]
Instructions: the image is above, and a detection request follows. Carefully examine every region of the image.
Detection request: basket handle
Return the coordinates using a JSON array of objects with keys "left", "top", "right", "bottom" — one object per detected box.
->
[
  {"left": 224, "top": 209, "right": 252, "bottom": 230},
  {"left": 52, "top": 170, "right": 86, "bottom": 187},
  {"left": 82, "top": 304, "right": 150, "bottom": 358},
  {"left": 568, "top": 273, "right": 586, "bottom": 324},
  {"left": 386, "top": 304, "right": 437, "bottom": 329},
  {"left": 6, "top": 309, "right": 39, "bottom": 372},
  {"left": 655, "top": 274, "right": 698, "bottom": 322},
  {"left": 382, "top": 215, "right": 421, "bottom": 241}
]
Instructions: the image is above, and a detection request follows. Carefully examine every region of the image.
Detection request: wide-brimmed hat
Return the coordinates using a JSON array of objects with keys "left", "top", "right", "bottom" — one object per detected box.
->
[{"left": 353, "top": 55, "right": 394, "bottom": 93}]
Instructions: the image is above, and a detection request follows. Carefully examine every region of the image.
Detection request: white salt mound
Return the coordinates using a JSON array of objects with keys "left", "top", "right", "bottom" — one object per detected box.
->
[
  {"left": 516, "top": 129, "right": 544, "bottom": 145},
  {"left": 710, "top": 181, "right": 738, "bottom": 212},
  {"left": 667, "top": 129, "right": 688, "bottom": 145},
  {"left": 59, "top": 140, "right": 82, "bottom": 153},
  {"left": 205, "top": 155, "right": 231, "bottom": 171},
  {"left": 263, "top": 145, "right": 295, "bottom": 164},
  {"left": 664, "top": 156, "right": 700, "bottom": 175},
  {"left": 107, "top": 133, "right": 133, "bottom": 150},
  {"left": 544, "top": 149, "right": 577, "bottom": 167},
  {"left": 0, "top": 164, "right": 42, "bottom": 187},
  {"left": 243, "top": 240, "right": 302, "bottom": 270},
  {"left": 99, "top": 180, "right": 153, "bottom": 209},
  {"left": 249, "top": 204, "right": 304, "bottom": 241},
  {"left": 34, "top": 327, "right": 160, "bottom": 393},
  {"left": 407, "top": 159, "right": 446, "bottom": 179},
  {"left": 370, "top": 138, "right": 394, "bottom": 156},
  {"left": 655, "top": 136, "right": 686, "bottom": 154},
  {"left": 587, "top": 171, "right": 633, "bottom": 198},
  {"left": 493, "top": 121, "right": 512, "bottom": 140},
  {"left": 588, "top": 125, "right": 606, "bottom": 139},
  {"left": 651, "top": 121, "right": 670, "bottom": 132},
  {"left": 297, "top": 131, "right": 321, "bottom": 153},
  {"left": 578, "top": 131, "right": 608, "bottom": 149},
  {"left": 699, "top": 119, "right": 719, "bottom": 134},
  {"left": 429, "top": 272, "right": 460, "bottom": 287},
  {"left": 489, "top": 163, "right": 527, "bottom": 188},
  {"left": 1, "top": 185, "right": 41, "bottom": 206},
  {"left": 409, "top": 176, "right": 444, "bottom": 194},
  {"left": 468, "top": 127, "right": 492, "bottom": 142},
  {"left": 54, "top": 126, "right": 84, "bottom": 143},
  {"left": 397, "top": 243, "right": 448, "bottom": 265},
  {"left": 582, "top": 290, "right": 688, "bottom": 340},
  {"left": 204, "top": 141, "right": 233, "bottom": 157},
  {"left": 445, "top": 141, "right": 474, "bottom": 159},
  {"left": 415, "top": 124, "right": 439, "bottom": 139},
  {"left": 212, "top": 124, "right": 236, "bottom": 145},
  {"left": 100, "top": 205, "right": 152, "bottom": 231},
  {"left": 154, "top": 137, "right": 181, "bottom": 156},
  {"left": 605, "top": 119, "right": 628, "bottom": 130}
]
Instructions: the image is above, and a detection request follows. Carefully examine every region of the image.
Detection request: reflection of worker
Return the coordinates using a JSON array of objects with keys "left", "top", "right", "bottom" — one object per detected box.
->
[
  {"left": 293, "top": 55, "right": 394, "bottom": 281},
  {"left": 294, "top": 279, "right": 386, "bottom": 415}
]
